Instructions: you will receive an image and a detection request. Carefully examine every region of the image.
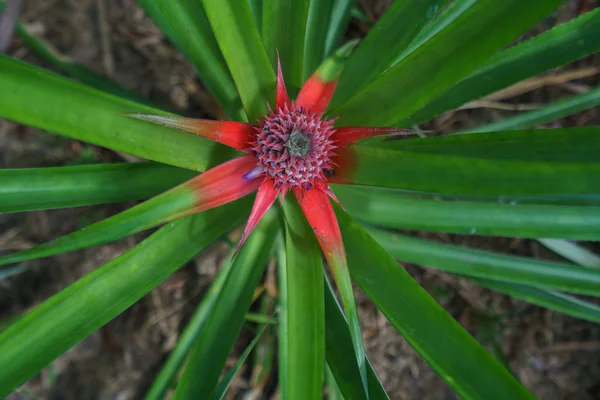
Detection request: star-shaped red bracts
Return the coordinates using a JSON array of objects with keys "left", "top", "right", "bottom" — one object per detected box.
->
[{"left": 132, "top": 56, "right": 414, "bottom": 264}]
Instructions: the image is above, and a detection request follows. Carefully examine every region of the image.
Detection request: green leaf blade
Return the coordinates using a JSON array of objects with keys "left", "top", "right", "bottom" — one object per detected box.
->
[
  {"left": 172, "top": 210, "right": 278, "bottom": 399},
  {"left": 324, "top": 279, "right": 388, "bottom": 400},
  {"left": 330, "top": 0, "right": 448, "bottom": 108},
  {"left": 0, "top": 56, "right": 235, "bottom": 172},
  {"left": 249, "top": 294, "right": 277, "bottom": 390},
  {"left": 336, "top": 209, "right": 535, "bottom": 400},
  {"left": 213, "top": 319, "right": 273, "bottom": 400},
  {"left": 145, "top": 243, "right": 240, "bottom": 400},
  {"left": 324, "top": 0, "right": 354, "bottom": 57},
  {"left": 281, "top": 198, "right": 326, "bottom": 399},
  {"left": 538, "top": 239, "right": 600, "bottom": 268},
  {"left": 458, "top": 86, "right": 600, "bottom": 134},
  {"left": 472, "top": 278, "right": 600, "bottom": 324},
  {"left": 0, "top": 182, "right": 189, "bottom": 267},
  {"left": 335, "top": 185, "right": 600, "bottom": 240},
  {"left": 0, "top": 163, "right": 194, "bottom": 213},
  {"left": 0, "top": 180, "right": 253, "bottom": 268},
  {"left": 202, "top": 0, "right": 275, "bottom": 120},
  {"left": 144, "top": 1, "right": 245, "bottom": 120},
  {"left": 326, "top": 364, "right": 344, "bottom": 400},
  {"left": 390, "top": 0, "right": 457, "bottom": 66},
  {"left": 404, "top": 7, "right": 600, "bottom": 125},
  {"left": 0, "top": 206, "right": 245, "bottom": 397},
  {"left": 336, "top": 145, "right": 600, "bottom": 198},
  {"left": 381, "top": 127, "right": 600, "bottom": 163},
  {"left": 247, "top": 0, "right": 263, "bottom": 30},
  {"left": 276, "top": 237, "right": 290, "bottom": 397},
  {"left": 330, "top": 0, "right": 564, "bottom": 126},
  {"left": 303, "top": 0, "right": 334, "bottom": 80},
  {"left": 262, "top": 0, "right": 310, "bottom": 90},
  {"left": 368, "top": 228, "right": 600, "bottom": 296}
]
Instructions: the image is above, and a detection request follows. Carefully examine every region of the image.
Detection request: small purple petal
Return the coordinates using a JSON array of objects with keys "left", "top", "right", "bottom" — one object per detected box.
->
[{"left": 242, "top": 165, "right": 265, "bottom": 182}]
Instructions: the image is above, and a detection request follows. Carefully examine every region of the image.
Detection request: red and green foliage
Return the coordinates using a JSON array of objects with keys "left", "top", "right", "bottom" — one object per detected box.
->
[{"left": 1, "top": 0, "right": 599, "bottom": 399}]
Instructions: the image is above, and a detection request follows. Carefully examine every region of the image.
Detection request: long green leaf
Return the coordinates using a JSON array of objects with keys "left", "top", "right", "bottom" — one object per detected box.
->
[
  {"left": 324, "top": 279, "right": 388, "bottom": 400},
  {"left": 276, "top": 236, "right": 290, "bottom": 397},
  {"left": 303, "top": 0, "right": 334, "bottom": 80},
  {"left": 330, "top": 0, "right": 564, "bottom": 126},
  {"left": 335, "top": 185, "right": 600, "bottom": 240},
  {"left": 172, "top": 210, "right": 278, "bottom": 399},
  {"left": 0, "top": 56, "right": 235, "bottom": 171},
  {"left": 538, "top": 239, "right": 600, "bottom": 269},
  {"left": 202, "top": 0, "right": 275, "bottom": 120},
  {"left": 281, "top": 198, "right": 325, "bottom": 399},
  {"left": 324, "top": 0, "right": 354, "bottom": 58},
  {"left": 262, "top": 0, "right": 310, "bottom": 90},
  {"left": 250, "top": 293, "right": 276, "bottom": 389},
  {"left": 0, "top": 163, "right": 194, "bottom": 213},
  {"left": 326, "top": 363, "right": 344, "bottom": 400},
  {"left": 213, "top": 318, "right": 274, "bottom": 399},
  {"left": 143, "top": 1, "right": 245, "bottom": 120},
  {"left": 330, "top": 0, "right": 447, "bottom": 108},
  {"left": 368, "top": 228, "right": 600, "bottom": 296},
  {"left": 381, "top": 127, "right": 600, "bottom": 162},
  {"left": 144, "top": 242, "right": 238, "bottom": 400},
  {"left": 247, "top": 0, "right": 263, "bottom": 30},
  {"left": 0, "top": 182, "right": 252, "bottom": 268},
  {"left": 390, "top": 0, "right": 457, "bottom": 66},
  {"left": 0, "top": 208, "right": 242, "bottom": 397},
  {"left": 284, "top": 182, "right": 369, "bottom": 393},
  {"left": 404, "top": 7, "right": 600, "bottom": 125},
  {"left": 471, "top": 278, "right": 600, "bottom": 324},
  {"left": 335, "top": 144, "right": 600, "bottom": 197},
  {"left": 283, "top": 185, "right": 370, "bottom": 394},
  {"left": 458, "top": 86, "right": 600, "bottom": 134},
  {"left": 335, "top": 208, "right": 535, "bottom": 399}
]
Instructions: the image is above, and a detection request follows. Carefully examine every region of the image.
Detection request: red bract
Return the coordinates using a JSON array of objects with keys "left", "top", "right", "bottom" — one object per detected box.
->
[{"left": 132, "top": 58, "right": 415, "bottom": 262}]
